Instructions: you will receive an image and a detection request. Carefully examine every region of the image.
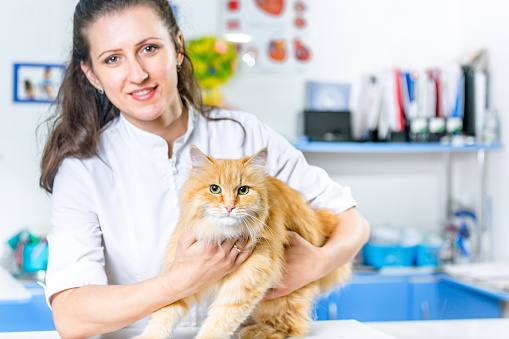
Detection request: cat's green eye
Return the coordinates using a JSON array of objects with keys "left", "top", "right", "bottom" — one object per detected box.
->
[
  {"left": 210, "top": 185, "right": 222, "bottom": 194},
  {"left": 238, "top": 186, "right": 249, "bottom": 195}
]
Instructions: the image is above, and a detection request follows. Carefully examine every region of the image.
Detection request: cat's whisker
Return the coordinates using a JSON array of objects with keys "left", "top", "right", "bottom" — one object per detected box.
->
[
  {"left": 240, "top": 212, "right": 265, "bottom": 233},
  {"left": 246, "top": 216, "right": 281, "bottom": 254},
  {"left": 237, "top": 214, "right": 257, "bottom": 240},
  {"left": 240, "top": 216, "right": 267, "bottom": 253},
  {"left": 236, "top": 214, "right": 263, "bottom": 250},
  {"left": 243, "top": 213, "right": 279, "bottom": 240},
  {"left": 239, "top": 214, "right": 279, "bottom": 254},
  {"left": 266, "top": 198, "right": 282, "bottom": 210},
  {"left": 238, "top": 217, "right": 255, "bottom": 245},
  {"left": 247, "top": 223, "right": 261, "bottom": 248}
]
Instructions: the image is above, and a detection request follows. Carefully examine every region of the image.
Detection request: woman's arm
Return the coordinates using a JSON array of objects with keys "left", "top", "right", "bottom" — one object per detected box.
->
[
  {"left": 52, "top": 232, "right": 252, "bottom": 339},
  {"left": 51, "top": 275, "right": 176, "bottom": 339},
  {"left": 264, "top": 207, "right": 369, "bottom": 300}
]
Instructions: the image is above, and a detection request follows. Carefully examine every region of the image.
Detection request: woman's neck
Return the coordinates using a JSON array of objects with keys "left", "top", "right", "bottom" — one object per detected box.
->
[
  {"left": 121, "top": 101, "right": 189, "bottom": 158},
  {"left": 162, "top": 104, "right": 189, "bottom": 158}
]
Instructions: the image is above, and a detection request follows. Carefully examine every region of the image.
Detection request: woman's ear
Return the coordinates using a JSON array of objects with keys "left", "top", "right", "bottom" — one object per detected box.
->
[
  {"left": 176, "top": 31, "right": 184, "bottom": 64},
  {"left": 80, "top": 61, "right": 101, "bottom": 90}
]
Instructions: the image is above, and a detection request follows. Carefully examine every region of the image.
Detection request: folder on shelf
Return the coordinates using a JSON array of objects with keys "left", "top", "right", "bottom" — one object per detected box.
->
[
  {"left": 401, "top": 71, "right": 418, "bottom": 120},
  {"left": 356, "top": 75, "right": 383, "bottom": 138},
  {"left": 440, "top": 63, "right": 463, "bottom": 118},
  {"left": 462, "top": 50, "right": 489, "bottom": 139},
  {"left": 426, "top": 69, "right": 442, "bottom": 117},
  {"left": 378, "top": 70, "right": 403, "bottom": 140},
  {"left": 355, "top": 51, "right": 485, "bottom": 141},
  {"left": 463, "top": 67, "right": 488, "bottom": 138},
  {"left": 417, "top": 70, "right": 437, "bottom": 119},
  {"left": 394, "top": 68, "right": 405, "bottom": 131}
]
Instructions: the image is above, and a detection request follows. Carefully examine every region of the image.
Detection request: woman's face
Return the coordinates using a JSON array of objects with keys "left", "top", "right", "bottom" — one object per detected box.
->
[{"left": 81, "top": 6, "right": 184, "bottom": 131}]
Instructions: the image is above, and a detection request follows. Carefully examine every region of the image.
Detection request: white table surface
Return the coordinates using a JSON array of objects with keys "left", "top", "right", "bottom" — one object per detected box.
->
[
  {"left": 0, "top": 320, "right": 395, "bottom": 339},
  {"left": 4, "top": 318, "right": 509, "bottom": 338},
  {"left": 367, "top": 318, "right": 509, "bottom": 339}
]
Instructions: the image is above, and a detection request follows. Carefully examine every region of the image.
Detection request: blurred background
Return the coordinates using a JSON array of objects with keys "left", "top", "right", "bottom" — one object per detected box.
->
[{"left": 1, "top": 0, "right": 508, "bottom": 272}]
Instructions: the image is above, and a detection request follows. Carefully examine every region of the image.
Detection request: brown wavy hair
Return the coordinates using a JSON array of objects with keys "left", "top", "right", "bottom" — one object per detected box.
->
[{"left": 40, "top": 0, "right": 208, "bottom": 193}]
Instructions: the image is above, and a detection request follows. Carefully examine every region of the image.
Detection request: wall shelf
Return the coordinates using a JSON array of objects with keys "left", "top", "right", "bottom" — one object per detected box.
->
[
  {"left": 292, "top": 141, "right": 502, "bottom": 154},
  {"left": 293, "top": 140, "right": 502, "bottom": 263}
]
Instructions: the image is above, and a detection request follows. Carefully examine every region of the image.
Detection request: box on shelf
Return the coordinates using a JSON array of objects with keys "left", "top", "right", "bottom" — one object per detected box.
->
[
  {"left": 415, "top": 244, "right": 441, "bottom": 267},
  {"left": 362, "top": 243, "right": 441, "bottom": 269},
  {"left": 362, "top": 243, "right": 416, "bottom": 269}
]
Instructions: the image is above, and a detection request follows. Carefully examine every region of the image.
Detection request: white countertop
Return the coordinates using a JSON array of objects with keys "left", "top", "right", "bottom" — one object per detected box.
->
[
  {"left": 0, "top": 320, "right": 395, "bottom": 338},
  {"left": 4, "top": 318, "right": 509, "bottom": 339},
  {"left": 367, "top": 318, "right": 509, "bottom": 339}
]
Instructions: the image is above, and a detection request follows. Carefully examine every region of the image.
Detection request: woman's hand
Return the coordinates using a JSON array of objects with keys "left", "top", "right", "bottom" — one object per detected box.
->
[
  {"left": 263, "top": 231, "right": 325, "bottom": 300},
  {"left": 166, "top": 231, "right": 253, "bottom": 299},
  {"left": 263, "top": 208, "right": 369, "bottom": 301},
  {"left": 51, "top": 233, "right": 253, "bottom": 339}
]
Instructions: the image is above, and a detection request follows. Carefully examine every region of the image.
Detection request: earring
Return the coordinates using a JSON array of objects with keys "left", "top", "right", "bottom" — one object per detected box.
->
[
  {"left": 177, "top": 63, "right": 182, "bottom": 72},
  {"left": 98, "top": 87, "right": 104, "bottom": 95}
]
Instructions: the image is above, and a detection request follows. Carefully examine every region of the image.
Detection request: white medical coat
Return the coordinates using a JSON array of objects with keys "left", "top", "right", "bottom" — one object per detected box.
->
[{"left": 45, "top": 106, "right": 356, "bottom": 333}]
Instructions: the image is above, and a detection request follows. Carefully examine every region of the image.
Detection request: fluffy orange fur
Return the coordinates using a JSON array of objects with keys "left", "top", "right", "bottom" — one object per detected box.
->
[{"left": 135, "top": 146, "right": 352, "bottom": 339}]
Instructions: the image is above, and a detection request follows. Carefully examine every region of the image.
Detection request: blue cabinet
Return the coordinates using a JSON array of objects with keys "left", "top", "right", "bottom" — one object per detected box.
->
[
  {"left": 438, "top": 278, "right": 501, "bottom": 320},
  {"left": 313, "top": 272, "right": 505, "bottom": 322},
  {"left": 314, "top": 274, "right": 411, "bottom": 321},
  {"left": 0, "top": 282, "right": 55, "bottom": 332},
  {"left": 1, "top": 274, "right": 505, "bottom": 332},
  {"left": 408, "top": 275, "right": 440, "bottom": 320}
]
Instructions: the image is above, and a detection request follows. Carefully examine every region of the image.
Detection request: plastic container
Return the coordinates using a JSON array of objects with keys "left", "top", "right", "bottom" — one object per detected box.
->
[
  {"left": 415, "top": 244, "right": 441, "bottom": 266},
  {"left": 363, "top": 243, "right": 416, "bottom": 269},
  {"left": 22, "top": 242, "right": 49, "bottom": 272}
]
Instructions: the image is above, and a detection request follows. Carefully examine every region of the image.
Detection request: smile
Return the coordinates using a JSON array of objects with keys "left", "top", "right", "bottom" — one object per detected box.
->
[{"left": 129, "top": 86, "right": 157, "bottom": 101}]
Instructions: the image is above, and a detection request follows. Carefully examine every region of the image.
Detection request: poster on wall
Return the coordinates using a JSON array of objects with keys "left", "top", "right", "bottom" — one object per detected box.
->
[
  {"left": 222, "top": 0, "right": 312, "bottom": 72},
  {"left": 13, "top": 63, "right": 66, "bottom": 103}
]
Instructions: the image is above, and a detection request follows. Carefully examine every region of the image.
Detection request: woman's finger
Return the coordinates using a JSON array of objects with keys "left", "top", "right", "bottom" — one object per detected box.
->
[
  {"left": 234, "top": 244, "right": 253, "bottom": 265},
  {"left": 234, "top": 236, "right": 249, "bottom": 250},
  {"left": 178, "top": 230, "right": 197, "bottom": 249},
  {"left": 232, "top": 243, "right": 243, "bottom": 253},
  {"left": 221, "top": 237, "right": 236, "bottom": 247}
]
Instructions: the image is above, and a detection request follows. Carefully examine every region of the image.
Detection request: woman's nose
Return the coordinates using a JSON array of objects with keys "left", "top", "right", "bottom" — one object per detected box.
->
[{"left": 127, "top": 58, "right": 148, "bottom": 83}]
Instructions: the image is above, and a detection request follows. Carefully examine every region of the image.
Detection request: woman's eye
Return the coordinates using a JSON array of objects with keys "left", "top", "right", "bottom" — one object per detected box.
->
[
  {"left": 238, "top": 186, "right": 249, "bottom": 195},
  {"left": 210, "top": 185, "right": 221, "bottom": 194},
  {"left": 143, "top": 45, "right": 158, "bottom": 54},
  {"left": 105, "top": 56, "right": 119, "bottom": 64}
]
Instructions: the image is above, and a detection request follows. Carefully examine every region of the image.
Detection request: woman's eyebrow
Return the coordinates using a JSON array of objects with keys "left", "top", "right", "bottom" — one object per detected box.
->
[
  {"left": 96, "top": 37, "right": 163, "bottom": 60},
  {"left": 135, "top": 37, "right": 162, "bottom": 47},
  {"left": 97, "top": 48, "right": 122, "bottom": 60}
]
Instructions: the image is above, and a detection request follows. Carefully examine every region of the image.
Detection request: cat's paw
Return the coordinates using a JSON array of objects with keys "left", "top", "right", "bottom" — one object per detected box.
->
[{"left": 238, "top": 324, "right": 286, "bottom": 339}]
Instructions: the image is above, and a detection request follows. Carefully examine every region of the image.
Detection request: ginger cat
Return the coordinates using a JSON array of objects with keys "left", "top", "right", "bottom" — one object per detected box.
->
[{"left": 136, "top": 146, "right": 352, "bottom": 339}]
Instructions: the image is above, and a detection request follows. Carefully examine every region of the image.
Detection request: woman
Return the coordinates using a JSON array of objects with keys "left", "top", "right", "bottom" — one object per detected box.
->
[{"left": 40, "top": 0, "right": 370, "bottom": 338}]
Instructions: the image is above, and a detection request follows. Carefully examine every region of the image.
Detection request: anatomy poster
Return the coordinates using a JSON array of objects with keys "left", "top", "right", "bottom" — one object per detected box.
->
[{"left": 222, "top": 0, "right": 312, "bottom": 72}]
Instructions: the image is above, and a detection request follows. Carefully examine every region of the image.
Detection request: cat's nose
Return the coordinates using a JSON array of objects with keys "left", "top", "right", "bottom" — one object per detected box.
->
[{"left": 225, "top": 206, "right": 235, "bottom": 213}]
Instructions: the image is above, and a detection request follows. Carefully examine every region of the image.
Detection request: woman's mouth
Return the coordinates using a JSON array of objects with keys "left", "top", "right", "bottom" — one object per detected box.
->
[{"left": 129, "top": 86, "right": 157, "bottom": 101}]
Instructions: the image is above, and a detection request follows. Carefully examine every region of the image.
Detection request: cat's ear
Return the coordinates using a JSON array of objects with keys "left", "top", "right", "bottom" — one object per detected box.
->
[
  {"left": 190, "top": 145, "right": 212, "bottom": 169},
  {"left": 246, "top": 148, "right": 268, "bottom": 168}
]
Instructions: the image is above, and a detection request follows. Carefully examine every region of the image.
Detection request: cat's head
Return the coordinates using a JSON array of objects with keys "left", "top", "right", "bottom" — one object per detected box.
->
[{"left": 180, "top": 145, "right": 270, "bottom": 242}]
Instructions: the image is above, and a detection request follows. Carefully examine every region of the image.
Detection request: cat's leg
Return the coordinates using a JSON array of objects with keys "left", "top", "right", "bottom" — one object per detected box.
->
[
  {"left": 195, "top": 252, "right": 278, "bottom": 339},
  {"left": 239, "top": 282, "right": 320, "bottom": 339},
  {"left": 134, "top": 297, "right": 192, "bottom": 339}
]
